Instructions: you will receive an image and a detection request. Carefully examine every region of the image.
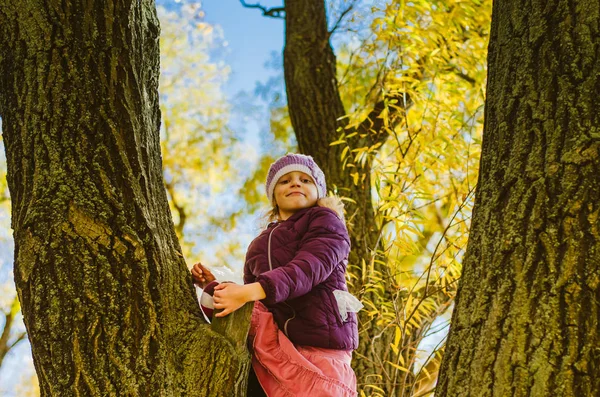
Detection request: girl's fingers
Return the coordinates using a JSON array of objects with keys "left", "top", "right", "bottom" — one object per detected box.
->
[
  {"left": 192, "top": 263, "right": 204, "bottom": 274},
  {"left": 215, "top": 309, "right": 230, "bottom": 318},
  {"left": 191, "top": 263, "right": 216, "bottom": 285}
]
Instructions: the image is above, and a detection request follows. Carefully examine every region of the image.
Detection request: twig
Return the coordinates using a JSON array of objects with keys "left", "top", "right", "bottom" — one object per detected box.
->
[
  {"left": 239, "top": 1, "right": 285, "bottom": 19},
  {"left": 328, "top": 1, "right": 357, "bottom": 36}
]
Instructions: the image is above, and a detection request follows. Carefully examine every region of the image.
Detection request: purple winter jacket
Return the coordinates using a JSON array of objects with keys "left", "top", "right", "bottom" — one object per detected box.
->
[{"left": 244, "top": 206, "right": 359, "bottom": 350}]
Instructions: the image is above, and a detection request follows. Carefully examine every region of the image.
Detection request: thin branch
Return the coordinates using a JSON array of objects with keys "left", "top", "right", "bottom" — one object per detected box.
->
[
  {"left": 328, "top": 1, "right": 357, "bottom": 36},
  {"left": 239, "top": 1, "right": 285, "bottom": 19},
  {"left": 410, "top": 337, "right": 446, "bottom": 397},
  {"left": 445, "top": 64, "right": 477, "bottom": 85},
  {"left": 0, "top": 297, "right": 24, "bottom": 368},
  {"left": 0, "top": 302, "right": 16, "bottom": 351},
  {"left": 9, "top": 331, "right": 27, "bottom": 350},
  {"left": 164, "top": 181, "right": 187, "bottom": 237}
]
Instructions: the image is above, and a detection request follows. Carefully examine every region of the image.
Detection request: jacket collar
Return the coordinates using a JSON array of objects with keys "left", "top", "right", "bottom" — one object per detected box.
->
[{"left": 269, "top": 206, "right": 314, "bottom": 228}]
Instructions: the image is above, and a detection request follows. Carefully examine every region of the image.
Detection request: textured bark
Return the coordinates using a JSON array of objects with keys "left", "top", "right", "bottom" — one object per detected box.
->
[
  {"left": 437, "top": 0, "right": 600, "bottom": 395},
  {"left": 0, "top": 0, "right": 252, "bottom": 395},
  {"left": 283, "top": 0, "right": 408, "bottom": 392}
]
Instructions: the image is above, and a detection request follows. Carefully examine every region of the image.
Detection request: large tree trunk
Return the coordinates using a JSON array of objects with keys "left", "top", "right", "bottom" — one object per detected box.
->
[
  {"left": 283, "top": 0, "right": 405, "bottom": 392},
  {"left": 0, "top": 1, "right": 252, "bottom": 395},
  {"left": 436, "top": 0, "right": 600, "bottom": 395}
]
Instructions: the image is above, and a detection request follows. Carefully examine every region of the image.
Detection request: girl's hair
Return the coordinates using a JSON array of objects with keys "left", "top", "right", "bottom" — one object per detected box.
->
[
  {"left": 265, "top": 202, "right": 280, "bottom": 224},
  {"left": 317, "top": 196, "right": 346, "bottom": 223}
]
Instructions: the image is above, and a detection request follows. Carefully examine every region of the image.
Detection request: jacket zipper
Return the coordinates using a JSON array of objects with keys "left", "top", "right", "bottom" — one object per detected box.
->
[
  {"left": 267, "top": 222, "right": 296, "bottom": 336},
  {"left": 267, "top": 223, "right": 281, "bottom": 271},
  {"left": 283, "top": 303, "right": 296, "bottom": 337}
]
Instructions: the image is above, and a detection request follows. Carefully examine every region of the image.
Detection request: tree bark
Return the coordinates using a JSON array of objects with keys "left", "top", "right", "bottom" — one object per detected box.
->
[
  {"left": 0, "top": 0, "right": 252, "bottom": 395},
  {"left": 436, "top": 0, "right": 600, "bottom": 395}
]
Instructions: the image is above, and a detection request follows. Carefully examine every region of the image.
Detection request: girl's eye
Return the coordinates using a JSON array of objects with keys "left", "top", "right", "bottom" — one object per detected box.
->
[
  {"left": 279, "top": 179, "right": 289, "bottom": 184},
  {"left": 302, "top": 179, "right": 311, "bottom": 183}
]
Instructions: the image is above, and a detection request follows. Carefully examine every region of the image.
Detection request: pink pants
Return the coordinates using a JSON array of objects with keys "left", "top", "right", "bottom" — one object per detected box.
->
[{"left": 248, "top": 302, "right": 357, "bottom": 397}]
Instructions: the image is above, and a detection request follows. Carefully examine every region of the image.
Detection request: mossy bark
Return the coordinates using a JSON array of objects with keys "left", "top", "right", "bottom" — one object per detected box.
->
[
  {"left": 0, "top": 0, "right": 252, "bottom": 395},
  {"left": 436, "top": 0, "right": 600, "bottom": 395}
]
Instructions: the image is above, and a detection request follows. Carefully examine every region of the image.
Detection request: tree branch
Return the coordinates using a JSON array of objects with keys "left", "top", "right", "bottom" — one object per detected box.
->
[
  {"left": 328, "top": 1, "right": 356, "bottom": 36},
  {"left": 211, "top": 302, "right": 254, "bottom": 351},
  {"left": 0, "top": 296, "right": 20, "bottom": 368},
  {"left": 164, "top": 181, "right": 187, "bottom": 237},
  {"left": 9, "top": 331, "right": 27, "bottom": 350},
  {"left": 239, "top": 1, "right": 285, "bottom": 19},
  {"left": 356, "top": 92, "right": 413, "bottom": 147}
]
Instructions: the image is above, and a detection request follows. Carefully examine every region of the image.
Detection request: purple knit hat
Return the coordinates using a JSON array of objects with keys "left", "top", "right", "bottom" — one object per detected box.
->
[{"left": 266, "top": 153, "right": 327, "bottom": 201}]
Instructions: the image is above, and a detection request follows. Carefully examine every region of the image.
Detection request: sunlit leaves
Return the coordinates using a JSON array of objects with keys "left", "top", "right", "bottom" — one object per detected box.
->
[{"left": 332, "top": 0, "right": 491, "bottom": 394}]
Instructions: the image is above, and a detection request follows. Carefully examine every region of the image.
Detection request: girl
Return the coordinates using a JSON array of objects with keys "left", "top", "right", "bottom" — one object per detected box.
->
[{"left": 191, "top": 153, "right": 361, "bottom": 397}]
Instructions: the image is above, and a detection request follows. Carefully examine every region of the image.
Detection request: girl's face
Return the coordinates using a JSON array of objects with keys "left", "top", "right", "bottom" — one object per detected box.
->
[{"left": 273, "top": 171, "right": 319, "bottom": 220}]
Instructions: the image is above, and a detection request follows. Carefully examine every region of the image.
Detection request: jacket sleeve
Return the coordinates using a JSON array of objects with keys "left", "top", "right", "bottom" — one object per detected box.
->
[
  {"left": 243, "top": 249, "right": 256, "bottom": 284},
  {"left": 256, "top": 208, "right": 350, "bottom": 304}
]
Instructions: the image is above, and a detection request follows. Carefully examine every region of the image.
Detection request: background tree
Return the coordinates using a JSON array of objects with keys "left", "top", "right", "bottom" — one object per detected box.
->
[
  {"left": 245, "top": 0, "right": 491, "bottom": 394},
  {"left": 436, "top": 0, "right": 600, "bottom": 395},
  {"left": 0, "top": 0, "right": 253, "bottom": 395},
  {"left": 0, "top": 296, "right": 26, "bottom": 373}
]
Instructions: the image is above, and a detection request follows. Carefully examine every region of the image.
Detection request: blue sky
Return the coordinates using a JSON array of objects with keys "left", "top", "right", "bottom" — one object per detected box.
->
[{"left": 201, "top": 0, "right": 285, "bottom": 96}]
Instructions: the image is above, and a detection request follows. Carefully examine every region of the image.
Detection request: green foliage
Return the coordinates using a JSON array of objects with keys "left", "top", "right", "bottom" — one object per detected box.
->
[{"left": 331, "top": 0, "right": 492, "bottom": 394}]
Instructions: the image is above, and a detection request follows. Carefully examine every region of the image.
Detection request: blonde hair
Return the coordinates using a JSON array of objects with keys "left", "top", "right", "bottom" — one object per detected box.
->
[{"left": 265, "top": 202, "right": 280, "bottom": 224}]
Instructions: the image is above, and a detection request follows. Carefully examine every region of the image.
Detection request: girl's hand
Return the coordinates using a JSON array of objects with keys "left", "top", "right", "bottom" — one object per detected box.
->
[
  {"left": 213, "top": 283, "right": 266, "bottom": 317},
  {"left": 190, "top": 262, "right": 216, "bottom": 288}
]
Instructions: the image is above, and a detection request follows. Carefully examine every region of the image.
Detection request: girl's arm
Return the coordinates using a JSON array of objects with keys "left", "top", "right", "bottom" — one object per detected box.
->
[
  {"left": 257, "top": 207, "right": 350, "bottom": 305},
  {"left": 212, "top": 208, "right": 349, "bottom": 316}
]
